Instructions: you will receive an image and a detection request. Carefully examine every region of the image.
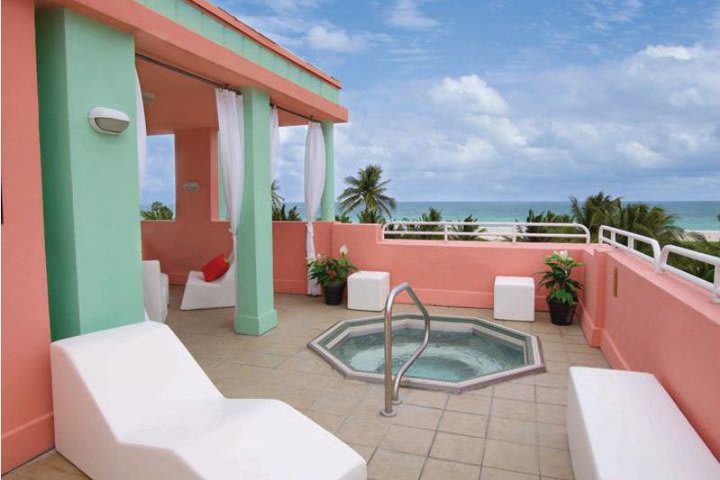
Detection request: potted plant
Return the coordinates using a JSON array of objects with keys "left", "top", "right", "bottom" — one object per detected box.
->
[
  {"left": 308, "top": 245, "right": 358, "bottom": 305},
  {"left": 537, "top": 250, "right": 583, "bottom": 325}
]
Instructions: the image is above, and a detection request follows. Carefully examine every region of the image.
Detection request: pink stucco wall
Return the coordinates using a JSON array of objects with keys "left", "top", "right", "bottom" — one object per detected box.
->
[{"left": 1, "top": 0, "right": 55, "bottom": 471}]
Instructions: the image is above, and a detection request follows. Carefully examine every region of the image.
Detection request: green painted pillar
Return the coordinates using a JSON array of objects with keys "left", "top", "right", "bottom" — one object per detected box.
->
[
  {"left": 36, "top": 8, "right": 144, "bottom": 340},
  {"left": 320, "top": 121, "right": 335, "bottom": 221},
  {"left": 235, "top": 88, "right": 278, "bottom": 335}
]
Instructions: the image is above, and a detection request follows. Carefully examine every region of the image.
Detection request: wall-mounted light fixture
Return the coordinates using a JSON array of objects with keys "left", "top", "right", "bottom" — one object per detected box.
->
[
  {"left": 183, "top": 181, "right": 200, "bottom": 192},
  {"left": 88, "top": 107, "right": 130, "bottom": 135}
]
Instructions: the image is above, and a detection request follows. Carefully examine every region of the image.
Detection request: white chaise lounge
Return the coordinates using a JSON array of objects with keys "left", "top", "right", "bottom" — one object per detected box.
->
[
  {"left": 142, "top": 260, "right": 169, "bottom": 322},
  {"left": 51, "top": 321, "right": 366, "bottom": 480},
  {"left": 180, "top": 261, "right": 236, "bottom": 310},
  {"left": 567, "top": 366, "right": 720, "bottom": 480}
]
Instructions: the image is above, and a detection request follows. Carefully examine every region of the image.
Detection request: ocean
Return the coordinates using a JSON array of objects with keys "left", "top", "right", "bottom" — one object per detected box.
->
[{"left": 284, "top": 201, "right": 720, "bottom": 231}]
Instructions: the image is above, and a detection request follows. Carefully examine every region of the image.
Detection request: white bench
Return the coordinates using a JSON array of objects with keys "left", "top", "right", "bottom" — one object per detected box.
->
[
  {"left": 494, "top": 276, "right": 534, "bottom": 321},
  {"left": 51, "top": 322, "right": 366, "bottom": 480},
  {"left": 347, "top": 271, "right": 390, "bottom": 311},
  {"left": 568, "top": 367, "right": 720, "bottom": 480}
]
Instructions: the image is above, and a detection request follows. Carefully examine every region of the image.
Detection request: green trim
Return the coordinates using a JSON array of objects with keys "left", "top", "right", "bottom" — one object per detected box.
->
[
  {"left": 235, "top": 88, "right": 278, "bottom": 335},
  {"left": 320, "top": 121, "right": 335, "bottom": 221},
  {"left": 36, "top": 8, "right": 144, "bottom": 340},
  {"left": 134, "top": 0, "right": 340, "bottom": 104}
]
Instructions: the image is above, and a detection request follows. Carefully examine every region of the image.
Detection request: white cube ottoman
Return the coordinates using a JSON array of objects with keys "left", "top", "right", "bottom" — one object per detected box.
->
[
  {"left": 348, "top": 271, "right": 390, "bottom": 311},
  {"left": 494, "top": 276, "right": 535, "bottom": 321}
]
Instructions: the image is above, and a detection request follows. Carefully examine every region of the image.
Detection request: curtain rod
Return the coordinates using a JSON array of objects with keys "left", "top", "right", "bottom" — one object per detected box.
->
[{"left": 135, "top": 53, "right": 316, "bottom": 122}]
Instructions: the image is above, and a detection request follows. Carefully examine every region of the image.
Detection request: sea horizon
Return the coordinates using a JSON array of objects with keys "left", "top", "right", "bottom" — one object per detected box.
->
[{"left": 145, "top": 199, "right": 720, "bottom": 231}]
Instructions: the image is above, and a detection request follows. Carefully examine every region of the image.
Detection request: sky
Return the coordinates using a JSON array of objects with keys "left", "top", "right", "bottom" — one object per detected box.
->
[{"left": 143, "top": 0, "right": 720, "bottom": 205}]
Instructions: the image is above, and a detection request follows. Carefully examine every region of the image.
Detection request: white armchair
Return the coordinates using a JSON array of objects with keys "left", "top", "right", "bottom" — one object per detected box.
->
[
  {"left": 180, "top": 261, "right": 236, "bottom": 311},
  {"left": 142, "top": 260, "right": 169, "bottom": 323}
]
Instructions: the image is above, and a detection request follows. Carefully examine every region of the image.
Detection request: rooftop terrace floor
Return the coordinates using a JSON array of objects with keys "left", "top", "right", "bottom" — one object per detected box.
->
[{"left": 4, "top": 288, "right": 609, "bottom": 480}]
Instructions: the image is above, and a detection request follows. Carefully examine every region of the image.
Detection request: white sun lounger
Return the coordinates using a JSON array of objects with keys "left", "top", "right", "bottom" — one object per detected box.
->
[
  {"left": 568, "top": 366, "right": 720, "bottom": 480},
  {"left": 51, "top": 321, "right": 366, "bottom": 480}
]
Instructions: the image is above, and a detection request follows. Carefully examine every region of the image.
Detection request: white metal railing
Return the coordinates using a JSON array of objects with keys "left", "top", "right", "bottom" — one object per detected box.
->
[
  {"left": 659, "top": 245, "right": 720, "bottom": 303},
  {"left": 598, "top": 225, "right": 661, "bottom": 270},
  {"left": 382, "top": 221, "right": 591, "bottom": 243}
]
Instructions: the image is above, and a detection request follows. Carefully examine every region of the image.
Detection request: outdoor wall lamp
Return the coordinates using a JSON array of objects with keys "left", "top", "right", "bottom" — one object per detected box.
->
[
  {"left": 88, "top": 107, "right": 130, "bottom": 135},
  {"left": 183, "top": 181, "right": 200, "bottom": 192}
]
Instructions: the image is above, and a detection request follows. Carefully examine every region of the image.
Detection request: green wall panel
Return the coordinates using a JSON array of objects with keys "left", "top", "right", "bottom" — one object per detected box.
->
[
  {"left": 36, "top": 8, "right": 145, "bottom": 340},
  {"left": 135, "top": 0, "right": 340, "bottom": 103}
]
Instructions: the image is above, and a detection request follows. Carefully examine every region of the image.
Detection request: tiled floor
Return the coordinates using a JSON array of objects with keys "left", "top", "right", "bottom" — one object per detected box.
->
[{"left": 4, "top": 288, "right": 609, "bottom": 480}]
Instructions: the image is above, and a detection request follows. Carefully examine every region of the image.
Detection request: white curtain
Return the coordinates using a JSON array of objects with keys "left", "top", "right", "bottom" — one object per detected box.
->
[
  {"left": 135, "top": 70, "right": 147, "bottom": 193},
  {"left": 215, "top": 88, "right": 245, "bottom": 269},
  {"left": 304, "top": 122, "right": 326, "bottom": 296},
  {"left": 269, "top": 105, "right": 280, "bottom": 180}
]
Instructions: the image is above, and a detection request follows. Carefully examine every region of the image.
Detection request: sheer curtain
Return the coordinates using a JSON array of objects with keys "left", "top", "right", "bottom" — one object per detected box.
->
[
  {"left": 269, "top": 105, "right": 280, "bottom": 180},
  {"left": 215, "top": 89, "right": 245, "bottom": 272},
  {"left": 135, "top": 70, "right": 147, "bottom": 193},
  {"left": 304, "top": 121, "right": 326, "bottom": 295}
]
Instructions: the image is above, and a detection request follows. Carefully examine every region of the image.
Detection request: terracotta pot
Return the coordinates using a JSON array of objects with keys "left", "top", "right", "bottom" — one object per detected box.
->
[{"left": 548, "top": 299, "right": 576, "bottom": 326}]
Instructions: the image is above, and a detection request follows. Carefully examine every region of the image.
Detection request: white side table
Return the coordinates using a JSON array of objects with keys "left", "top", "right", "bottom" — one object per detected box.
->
[
  {"left": 494, "top": 276, "right": 535, "bottom": 321},
  {"left": 348, "top": 271, "right": 390, "bottom": 311}
]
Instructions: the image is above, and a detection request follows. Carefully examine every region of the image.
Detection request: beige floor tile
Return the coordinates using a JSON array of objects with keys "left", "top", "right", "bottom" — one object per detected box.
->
[
  {"left": 483, "top": 439, "right": 539, "bottom": 475},
  {"left": 310, "top": 391, "right": 362, "bottom": 416},
  {"left": 535, "top": 387, "right": 568, "bottom": 406},
  {"left": 487, "top": 417, "right": 537, "bottom": 445},
  {"left": 368, "top": 449, "right": 425, "bottom": 480},
  {"left": 532, "top": 373, "right": 568, "bottom": 389},
  {"left": 446, "top": 394, "right": 492, "bottom": 415},
  {"left": 536, "top": 423, "right": 569, "bottom": 450},
  {"left": 393, "top": 404, "right": 443, "bottom": 430},
  {"left": 538, "top": 447, "right": 573, "bottom": 479},
  {"left": 349, "top": 444, "right": 375, "bottom": 463},
  {"left": 421, "top": 458, "right": 481, "bottom": 480},
  {"left": 337, "top": 417, "right": 391, "bottom": 447},
  {"left": 429, "top": 432, "right": 485, "bottom": 465},
  {"left": 480, "top": 466, "right": 540, "bottom": 480},
  {"left": 491, "top": 398, "right": 536, "bottom": 422},
  {"left": 536, "top": 404, "right": 567, "bottom": 426},
  {"left": 300, "top": 409, "right": 346, "bottom": 433},
  {"left": 438, "top": 410, "right": 488, "bottom": 437},
  {"left": 405, "top": 389, "right": 449, "bottom": 409},
  {"left": 380, "top": 425, "right": 436, "bottom": 455},
  {"left": 493, "top": 383, "right": 535, "bottom": 402}
]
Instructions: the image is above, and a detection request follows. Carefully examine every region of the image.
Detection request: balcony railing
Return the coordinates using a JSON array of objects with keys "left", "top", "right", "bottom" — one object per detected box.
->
[
  {"left": 598, "top": 225, "right": 662, "bottom": 270},
  {"left": 659, "top": 245, "right": 720, "bottom": 303},
  {"left": 382, "top": 221, "right": 591, "bottom": 243}
]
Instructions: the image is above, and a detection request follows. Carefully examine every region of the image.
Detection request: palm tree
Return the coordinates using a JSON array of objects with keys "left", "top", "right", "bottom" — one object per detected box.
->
[
  {"left": 522, "top": 209, "right": 574, "bottom": 243},
  {"left": 449, "top": 214, "right": 486, "bottom": 241},
  {"left": 141, "top": 201, "right": 174, "bottom": 220},
  {"left": 405, "top": 207, "right": 444, "bottom": 240},
  {"left": 338, "top": 165, "right": 396, "bottom": 223},
  {"left": 357, "top": 208, "right": 385, "bottom": 224},
  {"left": 617, "top": 203, "right": 683, "bottom": 245},
  {"left": 570, "top": 192, "right": 621, "bottom": 241}
]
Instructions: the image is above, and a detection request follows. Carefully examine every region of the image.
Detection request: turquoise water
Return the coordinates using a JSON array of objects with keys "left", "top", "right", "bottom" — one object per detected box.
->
[
  {"left": 329, "top": 328, "right": 527, "bottom": 382},
  {"left": 283, "top": 201, "right": 720, "bottom": 230}
]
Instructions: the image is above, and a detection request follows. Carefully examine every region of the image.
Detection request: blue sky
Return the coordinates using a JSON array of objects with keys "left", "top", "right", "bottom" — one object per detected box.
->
[{"left": 143, "top": 0, "right": 720, "bottom": 205}]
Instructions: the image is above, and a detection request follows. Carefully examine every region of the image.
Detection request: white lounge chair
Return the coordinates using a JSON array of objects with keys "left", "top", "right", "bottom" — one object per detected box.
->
[
  {"left": 568, "top": 366, "right": 720, "bottom": 480},
  {"left": 142, "top": 260, "right": 169, "bottom": 322},
  {"left": 51, "top": 321, "right": 366, "bottom": 480},
  {"left": 180, "top": 261, "right": 236, "bottom": 310}
]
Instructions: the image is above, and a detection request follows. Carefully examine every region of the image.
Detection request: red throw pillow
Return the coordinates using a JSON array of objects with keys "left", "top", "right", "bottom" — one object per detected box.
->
[{"left": 202, "top": 254, "right": 229, "bottom": 282}]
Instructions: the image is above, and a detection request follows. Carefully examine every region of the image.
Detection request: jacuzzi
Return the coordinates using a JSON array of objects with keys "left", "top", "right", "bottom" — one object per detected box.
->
[{"left": 309, "top": 314, "right": 545, "bottom": 393}]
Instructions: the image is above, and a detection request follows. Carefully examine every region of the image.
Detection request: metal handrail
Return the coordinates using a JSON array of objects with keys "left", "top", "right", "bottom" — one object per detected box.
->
[
  {"left": 598, "top": 225, "right": 662, "bottom": 270},
  {"left": 380, "top": 282, "right": 431, "bottom": 417},
  {"left": 382, "top": 221, "right": 590, "bottom": 243},
  {"left": 659, "top": 245, "right": 720, "bottom": 303}
]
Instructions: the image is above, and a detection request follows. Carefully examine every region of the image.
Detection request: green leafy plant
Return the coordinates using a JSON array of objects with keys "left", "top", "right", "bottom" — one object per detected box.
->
[
  {"left": 537, "top": 251, "right": 584, "bottom": 305},
  {"left": 141, "top": 201, "right": 174, "bottom": 220},
  {"left": 307, "top": 245, "right": 358, "bottom": 287}
]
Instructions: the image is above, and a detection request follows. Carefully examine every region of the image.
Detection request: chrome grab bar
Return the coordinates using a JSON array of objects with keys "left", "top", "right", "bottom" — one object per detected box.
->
[{"left": 380, "top": 282, "right": 431, "bottom": 417}]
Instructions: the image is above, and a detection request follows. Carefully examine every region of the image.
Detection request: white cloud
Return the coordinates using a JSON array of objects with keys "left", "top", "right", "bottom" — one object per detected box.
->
[
  {"left": 582, "top": 0, "right": 643, "bottom": 30},
  {"left": 388, "top": 0, "right": 439, "bottom": 30},
  {"left": 617, "top": 141, "right": 664, "bottom": 168},
  {"left": 430, "top": 75, "right": 509, "bottom": 116},
  {"left": 306, "top": 25, "right": 388, "bottom": 52},
  {"left": 640, "top": 44, "right": 704, "bottom": 61}
]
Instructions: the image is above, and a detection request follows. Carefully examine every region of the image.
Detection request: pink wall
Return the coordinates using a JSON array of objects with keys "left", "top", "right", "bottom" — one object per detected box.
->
[
  {"left": 141, "top": 129, "right": 232, "bottom": 283},
  {"left": 1, "top": 0, "right": 55, "bottom": 471},
  {"left": 599, "top": 252, "right": 720, "bottom": 457}
]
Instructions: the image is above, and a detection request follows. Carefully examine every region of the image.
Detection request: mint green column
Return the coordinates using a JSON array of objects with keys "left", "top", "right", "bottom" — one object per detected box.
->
[
  {"left": 235, "top": 88, "right": 278, "bottom": 335},
  {"left": 36, "top": 9, "right": 144, "bottom": 340},
  {"left": 320, "top": 121, "right": 335, "bottom": 221}
]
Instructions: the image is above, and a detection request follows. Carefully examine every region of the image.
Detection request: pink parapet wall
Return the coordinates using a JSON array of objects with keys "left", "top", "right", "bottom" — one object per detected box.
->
[{"left": 1, "top": 0, "right": 55, "bottom": 471}]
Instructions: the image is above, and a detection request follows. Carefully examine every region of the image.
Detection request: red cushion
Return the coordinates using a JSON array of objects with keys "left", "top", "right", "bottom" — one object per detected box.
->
[{"left": 201, "top": 254, "right": 229, "bottom": 282}]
